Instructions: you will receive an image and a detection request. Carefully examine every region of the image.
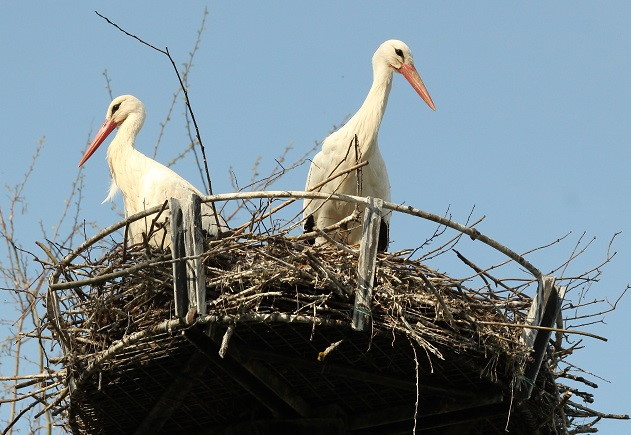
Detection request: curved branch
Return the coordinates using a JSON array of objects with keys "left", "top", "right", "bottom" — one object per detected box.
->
[{"left": 51, "top": 190, "right": 542, "bottom": 288}]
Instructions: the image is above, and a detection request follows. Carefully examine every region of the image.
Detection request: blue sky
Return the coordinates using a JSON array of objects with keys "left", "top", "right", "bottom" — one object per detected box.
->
[{"left": 1, "top": 2, "right": 630, "bottom": 432}]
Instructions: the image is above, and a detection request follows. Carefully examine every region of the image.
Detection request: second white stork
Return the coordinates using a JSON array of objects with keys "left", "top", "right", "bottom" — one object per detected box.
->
[
  {"left": 78, "top": 94, "right": 228, "bottom": 247},
  {"left": 304, "top": 40, "right": 435, "bottom": 251}
]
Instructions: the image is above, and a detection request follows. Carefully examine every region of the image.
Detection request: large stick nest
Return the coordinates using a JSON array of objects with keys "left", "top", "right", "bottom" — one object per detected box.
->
[
  {"left": 44, "top": 231, "right": 575, "bottom": 434},
  {"left": 57, "top": 233, "right": 535, "bottom": 366},
  {"left": 26, "top": 189, "right": 624, "bottom": 433}
]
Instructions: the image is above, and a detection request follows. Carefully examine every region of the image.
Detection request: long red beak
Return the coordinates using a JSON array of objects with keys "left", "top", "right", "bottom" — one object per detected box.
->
[
  {"left": 398, "top": 64, "right": 436, "bottom": 111},
  {"left": 78, "top": 119, "right": 118, "bottom": 167}
]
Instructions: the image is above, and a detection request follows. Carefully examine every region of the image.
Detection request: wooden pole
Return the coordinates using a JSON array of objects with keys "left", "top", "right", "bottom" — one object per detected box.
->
[
  {"left": 183, "top": 194, "right": 206, "bottom": 316},
  {"left": 352, "top": 197, "right": 383, "bottom": 331},
  {"left": 519, "top": 275, "right": 567, "bottom": 398},
  {"left": 170, "top": 194, "right": 206, "bottom": 318},
  {"left": 169, "top": 197, "right": 187, "bottom": 318},
  {"left": 133, "top": 351, "right": 209, "bottom": 434}
]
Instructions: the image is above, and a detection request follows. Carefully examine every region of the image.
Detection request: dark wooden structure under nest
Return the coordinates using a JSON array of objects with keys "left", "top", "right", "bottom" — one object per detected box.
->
[{"left": 41, "top": 192, "right": 622, "bottom": 434}]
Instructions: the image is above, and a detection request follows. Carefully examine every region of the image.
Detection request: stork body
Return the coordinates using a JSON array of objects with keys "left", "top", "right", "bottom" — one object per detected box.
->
[
  {"left": 304, "top": 40, "right": 435, "bottom": 251},
  {"left": 79, "top": 95, "right": 227, "bottom": 247}
]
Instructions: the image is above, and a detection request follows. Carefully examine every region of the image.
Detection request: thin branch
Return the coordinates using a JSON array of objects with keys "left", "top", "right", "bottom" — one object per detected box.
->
[{"left": 477, "top": 321, "right": 607, "bottom": 341}]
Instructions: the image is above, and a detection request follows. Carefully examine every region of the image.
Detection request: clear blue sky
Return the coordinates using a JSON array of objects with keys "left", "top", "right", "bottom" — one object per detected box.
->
[{"left": 1, "top": 2, "right": 629, "bottom": 432}]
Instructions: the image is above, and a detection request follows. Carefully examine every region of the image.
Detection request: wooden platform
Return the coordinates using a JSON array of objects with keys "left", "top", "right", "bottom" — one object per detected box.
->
[{"left": 68, "top": 320, "right": 556, "bottom": 434}]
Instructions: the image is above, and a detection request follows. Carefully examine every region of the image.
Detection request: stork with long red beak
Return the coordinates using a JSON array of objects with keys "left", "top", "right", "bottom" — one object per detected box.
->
[
  {"left": 79, "top": 95, "right": 228, "bottom": 247},
  {"left": 304, "top": 40, "right": 435, "bottom": 251}
]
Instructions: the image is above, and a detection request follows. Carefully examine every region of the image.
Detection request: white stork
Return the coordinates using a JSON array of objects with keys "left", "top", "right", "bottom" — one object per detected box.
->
[
  {"left": 304, "top": 40, "right": 435, "bottom": 251},
  {"left": 78, "top": 95, "right": 228, "bottom": 247}
]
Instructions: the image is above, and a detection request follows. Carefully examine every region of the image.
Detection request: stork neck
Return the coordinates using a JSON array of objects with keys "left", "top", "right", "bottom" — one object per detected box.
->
[
  {"left": 346, "top": 65, "right": 394, "bottom": 152},
  {"left": 106, "top": 113, "right": 144, "bottom": 170}
]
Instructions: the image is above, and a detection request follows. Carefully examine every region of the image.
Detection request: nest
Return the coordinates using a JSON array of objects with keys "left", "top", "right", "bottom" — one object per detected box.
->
[
  {"left": 62, "top": 235, "right": 532, "bottom": 360},
  {"left": 43, "top": 230, "right": 570, "bottom": 434},
  {"left": 13, "top": 191, "right": 621, "bottom": 434}
]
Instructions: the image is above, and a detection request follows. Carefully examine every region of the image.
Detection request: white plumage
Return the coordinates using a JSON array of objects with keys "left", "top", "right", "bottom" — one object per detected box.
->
[
  {"left": 304, "top": 40, "right": 435, "bottom": 251},
  {"left": 79, "top": 95, "right": 227, "bottom": 247}
]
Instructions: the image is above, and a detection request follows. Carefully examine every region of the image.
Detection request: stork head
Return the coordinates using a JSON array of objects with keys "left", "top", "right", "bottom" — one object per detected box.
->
[
  {"left": 78, "top": 95, "right": 146, "bottom": 167},
  {"left": 374, "top": 40, "right": 436, "bottom": 111}
]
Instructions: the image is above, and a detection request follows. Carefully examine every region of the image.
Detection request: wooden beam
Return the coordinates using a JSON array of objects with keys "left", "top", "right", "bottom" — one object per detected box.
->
[
  {"left": 353, "top": 197, "right": 383, "bottom": 331},
  {"left": 239, "top": 358, "right": 313, "bottom": 417},
  {"left": 352, "top": 401, "right": 509, "bottom": 434},
  {"left": 207, "top": 417, "right": 346, "bottom": 435},
  {"left": 520, "top": 275, "right": 567, "bottom": 399},
  {"left": 183, "top": 326, "right": 301, "bottom": 418},
  {"left": 133, "top": 351, "right": 209, "bottom": 435},
  {"left": 245, "top": 347, "right": 477, "bottom": 398},
  {"left": 415, "top": 401, "right": 509, "bottom": 430},
  {"left": 183, "top": 194, "right": 206, "bottom": 316},
  {"left": 170, "top": 194, "right": 206, "bottom": 318},
  {"left": 169, "top": 197, "right": 187, "bottom": 318},
  {"left": 204, "top": 326, "right": 314, "bottom": 417},
  {"left": 347, "top": 393, "right": 503, "bottom": 430}
]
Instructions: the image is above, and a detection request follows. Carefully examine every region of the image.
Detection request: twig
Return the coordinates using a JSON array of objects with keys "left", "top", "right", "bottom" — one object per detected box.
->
[
  {"left": 233, "top": 161, "right": 368, "bottom": 234},
  {"left": 2, "top": 398, "right": 42, "bottom": 435},
  {"left": 567, "top": 400, "right": 629, "bottom": 420},
  {"left": 477, "top": 321, "right": 607, "bottom": 341},
  {"left": 218, "top": 324, "right": 234, "bottom": 358},
  {"left": 317, "top": 339, "right": 344, "bottom": 361},
  {"left": 315, "top": 228, "right": 357, "bottom": 254},
  {"left": 0, "top": 381, "right": 60, "bottom": 404},
  {"left": 52, "top": 190, "right": 543, "bottom": 284},
  {"left": 413, "top": 274, "right": 456, "bottom": 326},
  {"left": 304, "top": 250, "right": 351, "bottom": 298},
  {"left": 556, "top": 371, "right": 599, "bottom": 389}
]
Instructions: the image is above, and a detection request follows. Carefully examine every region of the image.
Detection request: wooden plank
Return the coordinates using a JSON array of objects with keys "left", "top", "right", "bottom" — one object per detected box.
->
[
  {"left": 347, "top": 393, "right": 503, "bottom": 431},
  {"left": 522, "top": 276, "right": 555, "bottom": 347},
  {"left": 170, "top": 194, "right": 206, "bottom": 319},
  {"left": 183, "top": 194, "right": 206, "bottom": 316},
  {"left": 373, "top": 401, "right": 510, "bottom": 433},
  {"left": 184, "top": 326, "right": 299, "bottom": 418},
  {"left": 205, "top": 326, "right": 313, "bottom": 417},
  {"left": 520, "top": 275, "right": 567, "bottom": 398},
  {"left": 352, "top": 197, "right": 383, "bottom": 331},
  {"left": 169, "top": 197, "right": 187, "bottom": 318},
  {"left": 133, "top": 351, "right": 209, "bottom": 435},
  {"left": 245, "top": 348, "right": 478, "bottom": 398},
  {"left": 209, "top": 418, "right": 346, "bottom": 435}
]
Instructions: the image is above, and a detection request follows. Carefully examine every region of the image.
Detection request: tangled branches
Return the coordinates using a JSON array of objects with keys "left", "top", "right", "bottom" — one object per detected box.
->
[{"left": 7, "top": 206, "right": 623, "bottom": 433}]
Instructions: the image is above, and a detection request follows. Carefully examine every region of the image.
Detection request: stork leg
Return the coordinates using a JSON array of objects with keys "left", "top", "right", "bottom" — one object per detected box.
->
[
  {"left": 304, "top": 215, "right": 315, "bottom": 245},
  {"left": 378, "top": 219, "right": 389, "bottom": 252}
]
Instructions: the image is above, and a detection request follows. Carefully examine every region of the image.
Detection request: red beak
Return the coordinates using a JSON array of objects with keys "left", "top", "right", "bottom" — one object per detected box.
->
[
  {"left": 398, "top": 64, "right": 436, "bottom": 111},
  {"left": 78, "top": 119, "right": 118, "bottom": 167}
]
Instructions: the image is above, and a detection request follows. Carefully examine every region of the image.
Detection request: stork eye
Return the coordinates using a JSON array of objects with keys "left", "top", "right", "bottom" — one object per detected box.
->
[
  {"left": 395, "top": 48, "right": 404, "bottom": 58},
  {"left": 111, "top": 103, "right": 121, "bottom": 114}
]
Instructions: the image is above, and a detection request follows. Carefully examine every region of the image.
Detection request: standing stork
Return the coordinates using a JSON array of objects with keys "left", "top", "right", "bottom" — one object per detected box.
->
[
  {"left": 78, "top": 95, "right": 228, "bottom": 247},
  {"left": 304, "top": 40, "right": 435, "bottom": 251}
]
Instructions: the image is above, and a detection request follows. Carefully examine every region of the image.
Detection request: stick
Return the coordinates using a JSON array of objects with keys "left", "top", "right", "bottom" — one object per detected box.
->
[
  {"left": 477, "top": 321, "right": 607, "bottom": 342},
  {"left": 52, "top": 190, "right": 542, "bottom": 282}
]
